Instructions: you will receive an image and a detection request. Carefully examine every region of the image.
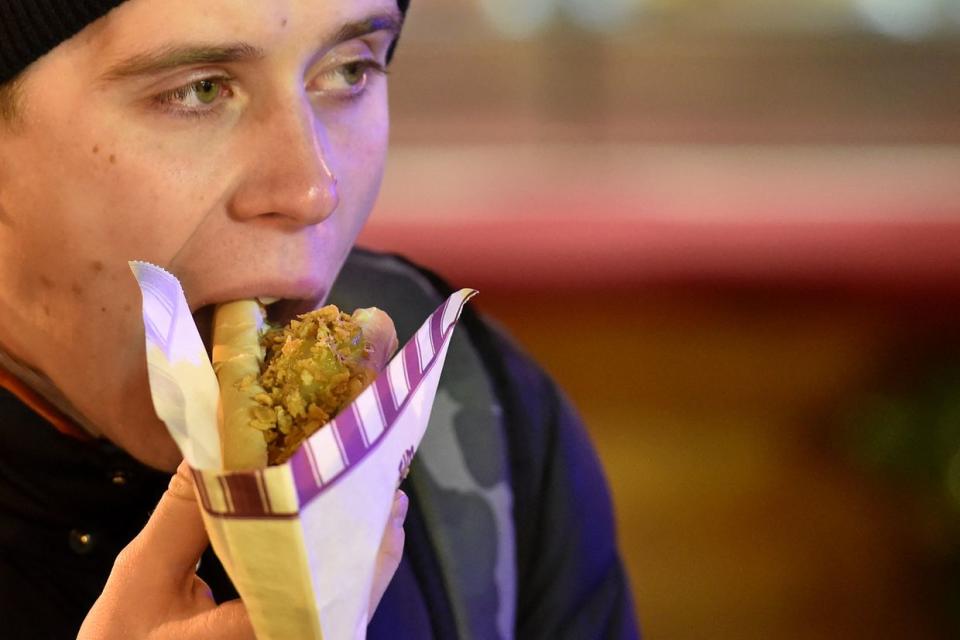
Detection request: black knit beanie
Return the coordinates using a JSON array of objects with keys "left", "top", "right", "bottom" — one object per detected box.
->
[{"left": 0, "top": 0, "right": 411, "bottom": 85}]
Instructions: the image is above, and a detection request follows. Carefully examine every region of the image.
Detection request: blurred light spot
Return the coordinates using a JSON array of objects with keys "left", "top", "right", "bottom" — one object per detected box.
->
[
  {"left": 855, "top": 0, "right": 940, "bottom": 40},
  {"left": 477, "top": 0, "right": 556, "bottom": 38},
  {"left": 560, "top": 0, "right": 639, "bottom": 32}
]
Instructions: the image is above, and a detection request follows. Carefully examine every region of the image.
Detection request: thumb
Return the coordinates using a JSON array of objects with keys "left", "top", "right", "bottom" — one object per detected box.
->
[
  {"left": 165, "top": 600, "right": 257, "bottom": 640},
  {"left": 125, "top": 460, "right": 209, "bottom": 580}
]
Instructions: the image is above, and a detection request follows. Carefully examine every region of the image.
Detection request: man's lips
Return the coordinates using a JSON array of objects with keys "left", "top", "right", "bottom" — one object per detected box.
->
[
  {"left": 190, "top": 293, "right": 328, "bottom": 355},
  {"left": 186, "top": 279, "right": 329, "bottom": 312},
  {"left": 264, "top": 296, "right": 328, "bottom": 325}
]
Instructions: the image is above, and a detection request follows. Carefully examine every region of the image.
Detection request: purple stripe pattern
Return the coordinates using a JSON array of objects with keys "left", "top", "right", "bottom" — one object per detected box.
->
[
  {"left": 256, "top": 472, "right": 273, "bottom": 513},
  {"left": 429, "top": 304, "right": 444, "bottom": 353},
  {"left": 195, "top": 290, "right": 476, "bottom": 519},
  {"left": 191, "top": 468, "right": 213, "bottom": 508},
  {"left": 403, "top": 334, "right": 423, "bottom": 386},
  {"left": 332, "top": 404, "right": 368, "bottom": 466},
  {"left": 290, "top": 442, "right": 320, "bottom": 486},
  {"left": 292, "top": 292, "right": 468, "bottom": 508},
  {"left": 374, "top": 374, "right": 399, "bottom": 426},
  {"left": 224, "top": 474, "right": 263, "bottom": 515}
]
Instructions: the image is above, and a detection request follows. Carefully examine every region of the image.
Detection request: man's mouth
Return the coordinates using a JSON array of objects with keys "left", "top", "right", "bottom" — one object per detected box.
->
[{"left": 192, "top": 296, "right": 325, "bottom": 356}]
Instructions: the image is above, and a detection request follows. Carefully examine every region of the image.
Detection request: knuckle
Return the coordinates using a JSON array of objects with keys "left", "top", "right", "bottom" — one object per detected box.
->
[
  {"left": 384, "top": 527, "right": 405, "bottom": 564},
  {"left": 110, "top": 543, "right": 141, "bottom": 575},
  {"left": 167, "top": 467, "right": 195, "bottom": 500}
]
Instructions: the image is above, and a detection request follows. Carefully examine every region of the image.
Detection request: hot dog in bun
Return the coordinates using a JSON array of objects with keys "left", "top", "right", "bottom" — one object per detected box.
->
[{"left": 211, "top": 300, "right": 398, "bottom": 469}]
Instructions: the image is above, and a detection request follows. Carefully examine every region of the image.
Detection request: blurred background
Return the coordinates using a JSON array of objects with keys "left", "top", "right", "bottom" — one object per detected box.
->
[{"left": 359, "top": 1, "right": 960, "bottom": 637}]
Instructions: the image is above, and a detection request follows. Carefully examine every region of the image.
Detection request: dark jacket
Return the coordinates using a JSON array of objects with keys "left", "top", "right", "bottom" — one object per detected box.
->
[{"left": 0, "top": 249, "right": 639, "bottom": 639}]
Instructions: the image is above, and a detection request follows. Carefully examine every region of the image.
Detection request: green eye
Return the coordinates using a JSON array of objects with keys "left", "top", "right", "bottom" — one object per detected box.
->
[
  {"left": 341, "top": 63, "right": 366, "bottom": 87},
  {"left": 193, "top": 79, "right": 221, "bottom": 104}
]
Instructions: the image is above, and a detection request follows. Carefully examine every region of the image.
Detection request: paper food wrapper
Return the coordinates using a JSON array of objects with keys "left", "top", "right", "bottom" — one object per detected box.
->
[{"left": 129, "top": 261, "right": 475, "bottom": 640}]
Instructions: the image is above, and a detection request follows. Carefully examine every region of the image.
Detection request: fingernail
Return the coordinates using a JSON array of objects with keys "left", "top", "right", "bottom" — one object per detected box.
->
[{"left": 393, "top": 490, "right": 409, "bottom": 527}]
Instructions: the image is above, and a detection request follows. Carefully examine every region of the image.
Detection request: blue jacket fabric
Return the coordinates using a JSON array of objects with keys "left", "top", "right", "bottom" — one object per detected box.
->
[{"left": 0, "top": 249, "right": 639, "bottom": 639}]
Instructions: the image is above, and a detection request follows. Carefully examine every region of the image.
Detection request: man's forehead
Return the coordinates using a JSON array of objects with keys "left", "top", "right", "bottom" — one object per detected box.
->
[
  {"left": 83, "top": 0, "right": 402, "bottom": 54},
  {"left": 0, "top": 0, "right": 407, "bottom": 84}
]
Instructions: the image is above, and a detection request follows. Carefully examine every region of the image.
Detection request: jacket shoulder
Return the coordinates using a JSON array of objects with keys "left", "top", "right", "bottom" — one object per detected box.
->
[{"left": 330, "top": 248, "right": 451, "bottom": 343}]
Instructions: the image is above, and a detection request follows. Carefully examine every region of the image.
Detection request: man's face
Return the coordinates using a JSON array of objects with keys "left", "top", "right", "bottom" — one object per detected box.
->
[{"left": 0, "top": 0, "right": 400, "bottom": 469}]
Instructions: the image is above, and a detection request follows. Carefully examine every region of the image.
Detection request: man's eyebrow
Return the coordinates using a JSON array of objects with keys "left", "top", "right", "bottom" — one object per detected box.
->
[
  {"left": 98, "top": 11, "right": 404, "bottom": 83},
  {"left": 329, "top": 11, "right": 404, "bottom": 49},
  {"left": 99, "top": 43, "right": 265, "bottom": 82}
]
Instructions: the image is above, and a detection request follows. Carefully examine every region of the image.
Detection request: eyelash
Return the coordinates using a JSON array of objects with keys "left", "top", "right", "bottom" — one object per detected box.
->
[
  {"left": 152, "top": 59, "right": 388, "bottom": 119},
  {"left": 153, "top": 76, "right": 234, "bottom": 119}
]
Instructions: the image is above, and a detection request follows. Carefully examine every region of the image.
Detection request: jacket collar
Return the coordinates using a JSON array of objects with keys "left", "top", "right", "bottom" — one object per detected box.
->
[{"left": 0, "top": 351, "right": 95, "bottom": 442}]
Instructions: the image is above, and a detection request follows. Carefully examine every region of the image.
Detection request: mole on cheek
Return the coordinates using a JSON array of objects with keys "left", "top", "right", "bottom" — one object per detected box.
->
[
  {"left": 92, "top": 144, "right": 99, "bottom": 154},
  {"left": 281, "top": 17, "right": 288, "bottom": 27},
  {"left": 71, "top": 283, "right": 83, "bottom": 297},
  {"left": 91, "top": 260, "right": 104, "bottom": 273},
  {"left": 109, "top": 154, "right": 117, "bottom": 164},
  {"left": 38, "top": 275, "right": 54, "bottom": 289}
]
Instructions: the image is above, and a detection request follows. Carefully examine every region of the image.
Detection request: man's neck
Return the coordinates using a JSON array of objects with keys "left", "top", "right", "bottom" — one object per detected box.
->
[{"left": 0, "top": 347, "right": 101, "bottom": 437}]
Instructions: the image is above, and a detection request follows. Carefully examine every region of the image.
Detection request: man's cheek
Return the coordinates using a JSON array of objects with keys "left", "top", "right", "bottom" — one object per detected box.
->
[
  {"left": 96, "top": 161, "right": 222, "bottom": 263},
  {"left": 336, "top": 127, "right": 389, "bottom": 207},
  {"left": 327, "top": 97, "right": 389, "bottom": 167},
  {"left": 18, "top": 142, "right": 156, "bottom": 256},
  {"left": 336, "top": 166, "right": 382, "bottom": 241}
]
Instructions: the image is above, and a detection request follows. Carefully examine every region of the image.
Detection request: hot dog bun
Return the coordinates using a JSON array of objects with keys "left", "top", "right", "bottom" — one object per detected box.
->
[{"left": 212, "top": 301, "right": 398, "bottom": 470}]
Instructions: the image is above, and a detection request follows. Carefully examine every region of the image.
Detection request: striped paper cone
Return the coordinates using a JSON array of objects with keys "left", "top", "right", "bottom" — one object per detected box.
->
[{"left": 130, "top": 261, "right": 475, "bottom": 640}]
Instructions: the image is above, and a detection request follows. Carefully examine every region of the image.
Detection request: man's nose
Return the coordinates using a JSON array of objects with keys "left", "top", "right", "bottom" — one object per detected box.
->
[{"left": 228, "top": 97, "right": 339, "bottom": 225}]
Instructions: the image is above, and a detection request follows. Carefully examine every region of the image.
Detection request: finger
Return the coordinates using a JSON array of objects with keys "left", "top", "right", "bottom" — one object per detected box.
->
[
  {"left": 369, "top": 490, "right": 408, "bottom": 618},
  {"left": 124, "top": 460, "right": 209, "bottom": 580},
  {"left": 192, "top": 600, "right": 257, "bottom": 640},
  {"left": 157, "top": 600, "right": 256, "bottom": 640}
]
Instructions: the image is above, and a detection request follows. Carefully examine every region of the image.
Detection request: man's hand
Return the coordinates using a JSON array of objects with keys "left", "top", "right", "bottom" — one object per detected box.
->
[{"left": 78, "top": 461, "right": 408, "bottom": 639}]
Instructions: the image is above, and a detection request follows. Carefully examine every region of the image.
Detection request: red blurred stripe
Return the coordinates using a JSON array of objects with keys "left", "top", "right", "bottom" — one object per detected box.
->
[{"left": 359, "top": 217, "right": 960, "bottom": 292}]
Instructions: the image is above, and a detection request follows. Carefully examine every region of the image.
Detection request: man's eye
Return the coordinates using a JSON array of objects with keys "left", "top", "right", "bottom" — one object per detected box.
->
[
  {"left": 193, "top": 79, "right": 222, "bottom": 104},
  {"left": 340, "top": 62, "right": 369, "bottom": 87},
  {"left": 155, "top": 76, "right": 232, "bottom": 114},
  {"left": 315, "top": 60, "right": 386, "bottom": 98}
]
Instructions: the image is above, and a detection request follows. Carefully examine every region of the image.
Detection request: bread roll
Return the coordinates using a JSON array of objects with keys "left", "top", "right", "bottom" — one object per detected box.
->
[{"left": 212, "top": 301, "right": 398, "bottom": 469}]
